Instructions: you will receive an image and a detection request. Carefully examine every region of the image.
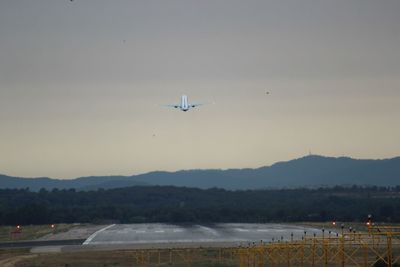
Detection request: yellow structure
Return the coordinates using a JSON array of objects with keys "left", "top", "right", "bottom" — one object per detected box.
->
[{"left": 131, "top": 225, "right": 400, "bottom": 267}]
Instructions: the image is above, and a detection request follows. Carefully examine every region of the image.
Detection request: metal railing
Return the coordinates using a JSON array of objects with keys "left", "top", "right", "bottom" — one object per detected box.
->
[{"left": 130, "top": 226, "right": 400, "bottom": 267}]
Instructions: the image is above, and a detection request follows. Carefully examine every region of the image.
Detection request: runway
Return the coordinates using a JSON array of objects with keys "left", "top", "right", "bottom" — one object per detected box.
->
[
  {"left": 0, "top": 239, "right": 85, "bottom": 249},
  {"left": 83, "top": 223, "right": 325, "bottom": 246}
]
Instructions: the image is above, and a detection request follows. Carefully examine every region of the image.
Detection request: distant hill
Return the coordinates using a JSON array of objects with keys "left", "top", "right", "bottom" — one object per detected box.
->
[
  {"left": 0, "top": 175, "right": 148, "bottom": 191},
  {"left": 1, "top": 155, "right": 400, "bottom": 191}
]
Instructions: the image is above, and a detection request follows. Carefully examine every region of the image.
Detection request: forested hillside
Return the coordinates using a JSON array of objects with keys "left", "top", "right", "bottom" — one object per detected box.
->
[
  {"left": 1, "top": 155, "right": 400, "bottom": 191},
  {"left": 0, "top": 185, "right": 399, "bottom": 225}
]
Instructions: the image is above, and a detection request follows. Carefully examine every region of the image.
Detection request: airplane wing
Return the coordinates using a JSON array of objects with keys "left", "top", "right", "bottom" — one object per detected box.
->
[
  {"left": 190, "top": 103, "right": 205, "bottom": 108},
  {"left": 164, "top": 104, "right": 180, "bottom": 108},
  {"left": 190, "top": 101, "right": 215, "bottom": 108}
]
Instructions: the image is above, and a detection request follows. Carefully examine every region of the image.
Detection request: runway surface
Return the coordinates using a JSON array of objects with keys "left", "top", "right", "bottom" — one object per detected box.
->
[
  {"left": 83, "top": 223, "right": 325, "bottom": 246},
  {"left": 0, "top": 239, "right": 85, "bottom": 249}
]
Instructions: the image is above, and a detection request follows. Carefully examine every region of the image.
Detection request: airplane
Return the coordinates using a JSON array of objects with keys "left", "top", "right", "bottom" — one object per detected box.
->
[{"left": 165, "top": 95, "right": 205, "bottom": 112}]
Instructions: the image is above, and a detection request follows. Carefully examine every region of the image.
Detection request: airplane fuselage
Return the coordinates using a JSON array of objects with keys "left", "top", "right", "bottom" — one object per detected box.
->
[
  {"left": 181, "top": 95, "right": 189, "bottom": 111},
  {"left": 166, "top": 95, "right": 202, "bottom": 112}
]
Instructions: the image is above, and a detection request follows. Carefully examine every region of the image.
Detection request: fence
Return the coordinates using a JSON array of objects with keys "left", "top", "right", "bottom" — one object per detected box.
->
[{"left": 131, "top": 226, "right": 400, "bottom": 267}]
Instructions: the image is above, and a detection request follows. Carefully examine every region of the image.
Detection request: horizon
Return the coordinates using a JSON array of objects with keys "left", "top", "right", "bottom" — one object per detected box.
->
[
  {"left": 1, "top": 153, "right": 399, "bottom": 180},
  {"left": 1, "top": 1, "right": 399, "bottom": 179}
]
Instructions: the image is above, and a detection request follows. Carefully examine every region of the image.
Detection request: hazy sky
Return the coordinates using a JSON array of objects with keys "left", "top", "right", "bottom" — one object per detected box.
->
[{"left": 1, "top": 0, "right": 399, "bottom": 178}]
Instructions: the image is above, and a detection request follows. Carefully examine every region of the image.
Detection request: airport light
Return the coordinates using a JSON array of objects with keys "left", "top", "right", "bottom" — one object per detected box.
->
[
  {"left": 367, "top": 214, "right": 373, "bottom": 228},
  {"left": 51, "top": 224, "right": 55, "bottom": 229},
  {"left": 332, "top": 220, "right": 336, "bottom": 226}
]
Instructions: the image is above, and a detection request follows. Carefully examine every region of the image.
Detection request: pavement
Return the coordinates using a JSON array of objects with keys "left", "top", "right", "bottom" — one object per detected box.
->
[
  {"left": 82, "top": 223, "right": 324, "bottom": 248},
  {"left": 0, "top": 239, "right": 85, "bottom": 249},
  {"left": 1, "top": 223, "right": 331, "bottom": 252},
  {"left": 38, "top": 224, "right": 108, "bottom": 241}
]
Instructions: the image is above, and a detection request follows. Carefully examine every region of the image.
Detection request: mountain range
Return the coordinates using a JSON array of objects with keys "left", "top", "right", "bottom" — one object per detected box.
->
[{"left": 1, "top": 155, "right": 399, "bottom": 191}]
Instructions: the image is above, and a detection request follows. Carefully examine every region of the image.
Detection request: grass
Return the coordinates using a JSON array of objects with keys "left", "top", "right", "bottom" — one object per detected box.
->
[
  {"left": 15, "top": 250, "right": 239, "bottom": 267},
  {"left": 0, "top": 224, "right": 79, "bottom": 241},
  {"left": 0, "top": 248, "right": 30, "bottom": 261},
  {"left": 16, "top": 251, "right": 136, "bottom": 267}
]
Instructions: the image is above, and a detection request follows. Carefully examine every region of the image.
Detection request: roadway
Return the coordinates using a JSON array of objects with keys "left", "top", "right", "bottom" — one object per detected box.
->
[
  {"left": 83, "top": 223, "right": 323, "bottom": 247},
  {"left": 0, "top": 223, "right": 328, "bottom": 251}
]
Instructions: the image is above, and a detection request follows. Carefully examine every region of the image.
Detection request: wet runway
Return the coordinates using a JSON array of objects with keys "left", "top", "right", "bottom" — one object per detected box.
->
[{"left": 83, "top": 223, "right": 325, "bottom": 246}]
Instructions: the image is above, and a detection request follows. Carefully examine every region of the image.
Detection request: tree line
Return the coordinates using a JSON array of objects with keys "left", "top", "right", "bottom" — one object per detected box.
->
[{"left": 0, "top": 185, "right": 399, "bottom": 225}]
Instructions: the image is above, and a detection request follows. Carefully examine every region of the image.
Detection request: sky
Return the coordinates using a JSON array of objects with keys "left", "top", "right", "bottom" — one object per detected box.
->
[{"left": 0, "top": 0, "right": 399, "bottom": 179}]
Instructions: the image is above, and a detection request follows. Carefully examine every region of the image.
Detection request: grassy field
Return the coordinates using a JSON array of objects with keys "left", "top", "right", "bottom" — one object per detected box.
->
[
  {"left": 0, "top": 224, "right": 78, "bottom": 241},
  {"left": 0, "top": 248, "right": 30, "bottom": 261},
  {"left": 15, "top": 250, "right": 238, "bottom": 267}
]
